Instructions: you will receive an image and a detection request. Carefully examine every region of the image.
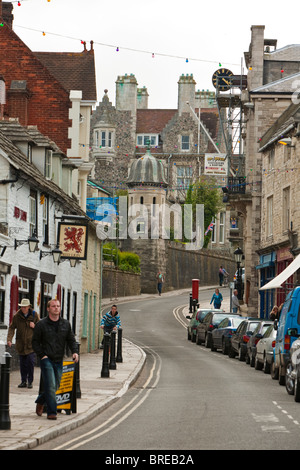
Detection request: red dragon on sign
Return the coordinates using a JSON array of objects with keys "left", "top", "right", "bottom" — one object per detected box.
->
[{"left": 63, "top": 226, "right": 84, "bottom": 254}]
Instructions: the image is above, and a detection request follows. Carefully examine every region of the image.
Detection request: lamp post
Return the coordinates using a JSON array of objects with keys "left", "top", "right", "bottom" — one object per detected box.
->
[{"left": 234, "top": 247, "right": 243, "bottom": 301}]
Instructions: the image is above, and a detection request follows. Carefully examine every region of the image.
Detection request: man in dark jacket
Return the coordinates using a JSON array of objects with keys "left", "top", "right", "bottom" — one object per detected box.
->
[
  {"left": 32, "top": 298, "right": 78, "bottom": 420},
  {"left": 7, "top": 298, "right": 40, "bottom": 388}
]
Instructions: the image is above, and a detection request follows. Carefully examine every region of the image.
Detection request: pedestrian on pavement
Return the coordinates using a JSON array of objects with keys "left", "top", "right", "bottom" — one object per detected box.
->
[
  {"left": 269, "top": 305, "right": 278, "bottom": 321},
  {"left": 100, "top": 304, "right": 121, "bottom": 348},
  {"left": 32, "top": 299, "right": 79, "bottom": 420},
  {"left": 210, "top": 288, "right": 223, "bottom": 309},
  {"left": 232, "top": 289, "right": 240, "bottom": 313},
  {"left": 219, "top": 266, "right": 224, "bottom": 286},
  {"left": 7, "top": 298, "right": 40, "bottom": 389},
  {"left": 156, "top": 271, "right": 165, "bottom": 296}
]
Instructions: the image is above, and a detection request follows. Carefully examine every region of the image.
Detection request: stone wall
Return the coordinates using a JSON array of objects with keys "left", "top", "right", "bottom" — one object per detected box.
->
[
  {"left": 102, "top": 267, "right": 141, "bottom": 300},
  {"left": 166, "top": 243, "right": 236, "bottom": 291}
]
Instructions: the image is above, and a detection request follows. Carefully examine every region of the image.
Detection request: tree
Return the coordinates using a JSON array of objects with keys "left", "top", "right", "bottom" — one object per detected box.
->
[{"left": 185, "top": 176, "right": 224, "bottom": 248}]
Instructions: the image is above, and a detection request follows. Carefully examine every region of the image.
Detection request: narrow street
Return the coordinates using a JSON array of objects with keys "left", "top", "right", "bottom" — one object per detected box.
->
[{"left": 34, "top": 288, "right": 300, "bottom": 451}]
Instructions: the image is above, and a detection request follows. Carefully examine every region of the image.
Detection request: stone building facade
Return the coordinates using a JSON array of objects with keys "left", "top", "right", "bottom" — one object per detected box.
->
[{"left": 225, "top": 25, "right": 300, "bottom": 317}]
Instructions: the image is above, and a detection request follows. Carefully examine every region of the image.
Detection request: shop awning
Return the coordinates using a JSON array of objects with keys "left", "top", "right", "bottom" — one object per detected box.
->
[{"left": 260, "top": 254, "right": 300, "bottom": 290}]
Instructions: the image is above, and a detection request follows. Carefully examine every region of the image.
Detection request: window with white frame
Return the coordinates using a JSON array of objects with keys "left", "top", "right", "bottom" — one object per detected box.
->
[
  {"left": 0, "top": 275, "right": 5, "bottom": 323},
  {"left": 210, "top": 218, "right": 216, "bottom": 243},
  {"left": 42, "top": 194, "right": 49, "bottom": 244},
  {"left": 177, "top": 166, "right": 193, "bottom": 189},
  {"left": 94, "top": 129, "right": 114, "bottom": 149},
  {"left": 45, "top": 150, "right": 52, "bottom": 179},
  {"left": 269, "top": 148, "right": 274, "bottom": 170},
  {"left": 282, "top": 186, "right": 290, "bottom": 232},
  {"left": 136, "top": 134, "right": 158, "bottom": 147},
  {"left": 29, "top": 189, "right": 37, "bottom": 236},
  {"left": 267, "top": 195, "right": 273, "bottom": 237},
  {"left": 181, "top": 135, "right": 190, "bottom": 151},
  {"left": 219, "top": 212, "right": 225, "bottom": 244}
]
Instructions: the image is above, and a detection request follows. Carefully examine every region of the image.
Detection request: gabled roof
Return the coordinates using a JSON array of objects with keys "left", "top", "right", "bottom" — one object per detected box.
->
[
  {"left": 136, "top": 109, "right": 177, "bottom": 133},
  {"left": 259, "top": 101, "right": 300, "bottom": 151},
  {"left": 34, "top": 48, "right": 97, "bottom": 102},
  {"left": 0, "top": 129, "right": 85, "bottom": 217},
  {"left": 251, "top": 72, "right": 300, "bottom": 94}
]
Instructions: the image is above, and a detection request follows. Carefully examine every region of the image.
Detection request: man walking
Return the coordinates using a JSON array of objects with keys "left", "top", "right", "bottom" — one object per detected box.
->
[
  {"left": 32, "top": 299, "right": 78, "bottom": 420},
  {"left": 7, "top": 298, "right": 39, "bottom": 389},
  {"left": 232, "top": 289, "right": 240, "bottom": 313}
]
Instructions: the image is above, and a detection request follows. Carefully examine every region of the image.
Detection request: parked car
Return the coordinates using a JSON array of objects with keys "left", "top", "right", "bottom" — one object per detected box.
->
[
  {"left": 247, "top": 320, "right": 273, "bottom": 367},
  {"left": 229, "top": 318, "right": 262, "bottom": 361},
  {"left": 233, "top": 268, "right": 245, "bottom": 283},
  {"left": 285, "top": 336, "right": 300, "bottom": 400},
  {"left": 187, "top": 309, "right": 222, "bottom": 342},
  {"left": 254, "top": 324, "right": 277, "bottom": 373},
  {"left": 211, "top": 316, "right": 244, "bottom": 354},
  {"left": 196, "top": 312, "right": 233, "bottom": 348},
  {"left": 273, "top": 287, "right": 300, "bottom": 385}
]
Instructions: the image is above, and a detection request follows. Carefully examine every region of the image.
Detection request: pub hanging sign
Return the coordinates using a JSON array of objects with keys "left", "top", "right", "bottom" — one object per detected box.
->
[{"left": 57, "top": 221, "right": 88, "bottom": 260}]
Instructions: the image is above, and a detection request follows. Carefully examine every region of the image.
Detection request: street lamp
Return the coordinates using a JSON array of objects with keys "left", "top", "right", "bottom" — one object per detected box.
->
[
  {"left": 14, "top": 230, "right": 39, "bottom": 253},
  {"left": 234, "top": 247, "right": 243, "bottom": 301}
]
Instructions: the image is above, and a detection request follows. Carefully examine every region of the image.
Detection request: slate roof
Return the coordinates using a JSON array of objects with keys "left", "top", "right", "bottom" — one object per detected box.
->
[
  {"left": 0, "top": 129, "right": 87, "bottom": 217},
  {"left": 251, "top": 72, "right": 300, "bottom": 94},
  {"left": 259, "top": 101, "right": 300, "bottom": 151},
  {"left": 34, "top": 49, "right": 97, "bottom": 102}
]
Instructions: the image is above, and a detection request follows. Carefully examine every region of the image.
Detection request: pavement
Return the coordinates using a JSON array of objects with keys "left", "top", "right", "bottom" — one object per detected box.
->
[{"left": 0, "top": 285, "right": 230, "bottom": 451}]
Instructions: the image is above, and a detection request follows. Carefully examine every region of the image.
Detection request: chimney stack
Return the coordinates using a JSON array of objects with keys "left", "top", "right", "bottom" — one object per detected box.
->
[{"left": 0, "top": 1, "right": 14, "bottom": 29}]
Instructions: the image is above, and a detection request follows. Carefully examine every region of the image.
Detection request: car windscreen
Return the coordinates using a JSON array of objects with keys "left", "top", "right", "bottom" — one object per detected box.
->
[{"left": 212, "top": 314, "right": 231, "bottom": 325}]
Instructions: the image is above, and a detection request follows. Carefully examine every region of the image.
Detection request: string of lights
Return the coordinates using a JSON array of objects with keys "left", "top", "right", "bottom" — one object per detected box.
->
[{"left": 12, "top": 23, "right": 240, "bottom": 67}]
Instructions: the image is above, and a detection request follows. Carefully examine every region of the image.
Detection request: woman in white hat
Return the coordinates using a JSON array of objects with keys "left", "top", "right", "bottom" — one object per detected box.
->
[{"left": 7, "top": 299, "right": 40, "bottom": 388}]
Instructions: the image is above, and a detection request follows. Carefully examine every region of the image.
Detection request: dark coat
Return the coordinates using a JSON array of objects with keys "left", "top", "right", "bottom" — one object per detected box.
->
[
  {"left": 7, "top": 308, "right": 40, "bottom": 355},
  {"left": 32, "top": 316, "right": 78, "bottom": 362}
]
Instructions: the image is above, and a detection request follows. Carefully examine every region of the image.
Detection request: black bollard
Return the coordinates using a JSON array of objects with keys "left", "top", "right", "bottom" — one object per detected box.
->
[
  {"left": 75, "top": 342, "right": 81, "bottom": 399},
  {"left": 0, "top": 352, "right": 11, "bottom": 430},
  {"left": 109, "top": 330, "right": 117, "bottom": 370},
  {"left": 101, "top": 333, "right": 110, "bottom": 378},
  {"left": 116, "top": 327, "right": 123, "bottom": 363},
  {"left": 189, "top": 293, "right": 193, "bottom": 313}
]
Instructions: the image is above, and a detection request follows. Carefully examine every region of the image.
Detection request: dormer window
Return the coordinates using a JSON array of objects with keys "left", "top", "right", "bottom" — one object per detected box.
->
[
  {"left": 136, "top": 134, "right": 158, "bottom": 147},
  {"left": 45, "top": 149, "right": 52, "bottom": 179},
  {"left": 27, "top": 144, "right": 32, "bottom": 163}
]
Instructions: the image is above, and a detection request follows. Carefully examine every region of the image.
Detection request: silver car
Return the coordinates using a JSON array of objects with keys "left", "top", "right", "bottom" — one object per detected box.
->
[{"left": 255, "top": 324, "right": 277, "bottom": 373}]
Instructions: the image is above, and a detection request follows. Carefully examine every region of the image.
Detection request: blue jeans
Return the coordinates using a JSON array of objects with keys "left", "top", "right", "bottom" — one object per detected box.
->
[
  {"left": 35, "top": 358, "right": 63, "bottom": 416},
  {"left": 232, "top": 307, "right": 238, "bottom": 313}
]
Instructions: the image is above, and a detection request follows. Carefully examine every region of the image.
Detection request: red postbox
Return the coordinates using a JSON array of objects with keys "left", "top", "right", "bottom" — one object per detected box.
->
[{"left": 192, "top": 279, "right": 199, "bottom": 301}]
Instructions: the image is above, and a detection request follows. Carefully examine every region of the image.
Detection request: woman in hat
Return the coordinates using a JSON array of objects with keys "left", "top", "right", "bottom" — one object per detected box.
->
[{"left": 7, "top": 299, "right": 40, "bottom": 388}]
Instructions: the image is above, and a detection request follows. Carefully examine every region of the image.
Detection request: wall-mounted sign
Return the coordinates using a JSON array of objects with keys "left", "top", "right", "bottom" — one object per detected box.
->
[
  {"left": 57, "top": 222, "right": 88, "bottom": 260},
  {"left": 204, "top": 154, "right": 228, "bottom": 176}
]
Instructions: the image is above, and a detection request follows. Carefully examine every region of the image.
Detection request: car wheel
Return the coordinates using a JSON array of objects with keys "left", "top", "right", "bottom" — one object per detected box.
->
[
  {"left": 238, "top": 345, "right": 245, "bottom": 361},
  {"left": 191, "top": 332, "right": 196, "bottom": 343},
  {"left": 205, "top": 334, "right": 210, "bottom": 348},
  {"left": 211, "top": 339, "right": 216, "bottom": 352},
  {"left": 255, "top": 356, "right": 263, "bottom": 370},
  {"left": 196, "top": 333, "right": 201, "bottom": 345},
  {"left": 263, "top": 355, "right": 270, "bottom": 374},
  {"left": 187, "top": 329, "right": 191, "bottom": 340},
  {"left": 294, "top": 374, "right": 300, "bottom": 402},
  {"left": 279, "top": 364, "right": 286, "bottom": 386},
  {"left": 271, "top": 359, "right": 279, "bottom": 380},
  {"left": 285, "top": 361, "right": 295, "bottom": 395},
  {"left": 250, "top": 352, "right": 255, "bottom": 368},
  {"left": 222, "top": 338, "right": 228, "bottom": 355},
  {"left": 245, "top": 351, "right": 250, "bottom": 365},
  {"left": 228, "top": 345, "right": 236, "bottom": 358}
]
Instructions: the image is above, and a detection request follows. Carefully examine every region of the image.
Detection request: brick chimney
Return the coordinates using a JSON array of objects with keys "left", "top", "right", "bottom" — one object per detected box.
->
[
  {"left": 0, "top": 1, "right": 14, "bottom": 28},
  {"left": 8, "top": 81, "right": 31, "bottom": 126}
]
